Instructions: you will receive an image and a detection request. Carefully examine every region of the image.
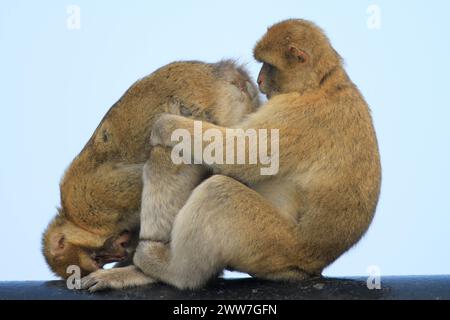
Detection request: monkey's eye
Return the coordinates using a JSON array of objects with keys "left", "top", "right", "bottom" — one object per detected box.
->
[{"left": 179, "top": 105, "right": 192, "bottom": 116}]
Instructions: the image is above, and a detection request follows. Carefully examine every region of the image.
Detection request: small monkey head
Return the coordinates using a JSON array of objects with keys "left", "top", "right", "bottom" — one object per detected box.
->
[
  {"left": 211, "top": 60, "right": 261, "bottom": 125},
  {"left": 157, "top": 60, "right": 260, "bottom": 126},
  {"left": 254, "top": 19, "right": 342, "bottom": 97},
  {"left": 42, "top": 211, "right": 134, "bottom": 279}
]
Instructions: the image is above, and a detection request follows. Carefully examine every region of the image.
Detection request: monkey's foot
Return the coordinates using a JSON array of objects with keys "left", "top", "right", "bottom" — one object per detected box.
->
[
  {"left": 80, "top": 265, "right": 155, "bottom": 292},
  {"left": 133, "top": 240, "right": 170, "bottom": 280}
]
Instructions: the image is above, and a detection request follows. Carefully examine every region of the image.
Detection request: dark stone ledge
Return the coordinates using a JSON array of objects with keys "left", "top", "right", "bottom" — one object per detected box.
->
[{"left": 1, "top": 276, "right": 449, "bottom": 300}]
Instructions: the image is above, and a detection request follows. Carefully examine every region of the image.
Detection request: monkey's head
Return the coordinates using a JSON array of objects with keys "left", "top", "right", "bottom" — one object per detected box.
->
[
  {"left": 154, "top": 60, "right": 260, "bottom": 126},
  {"left": 254, "top": 19, "right": 342, "bottom": 98},
  {"left": 209, "top": 60, "right": 261, "bottom": 124},
  {"left": 42, "top": 211, "right": 135, "bottom": 279}
]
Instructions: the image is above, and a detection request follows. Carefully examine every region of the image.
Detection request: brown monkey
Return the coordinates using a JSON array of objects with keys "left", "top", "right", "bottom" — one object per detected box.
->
[
  {"left": 82, "top": 19, "right": 381, "bottom": 290},
  {"left": 42, "top": 60, "right": 260, "bottom": 279}
]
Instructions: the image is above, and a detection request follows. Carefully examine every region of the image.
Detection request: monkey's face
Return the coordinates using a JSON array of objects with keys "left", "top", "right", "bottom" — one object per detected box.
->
[
  {"left": 257, "top": 62, "right": 281, "bottom": 98},
  {"left": 256, "top": 46, "right": 311, "bottom": 99},
  {"left": 43, "top": 226, "right": 134, "bottom": 279},
  {"left": 91, "top": 231, "right": 134, "bottom": 268}
]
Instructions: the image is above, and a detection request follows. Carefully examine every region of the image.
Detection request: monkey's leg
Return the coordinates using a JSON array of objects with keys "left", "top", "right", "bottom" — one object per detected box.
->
[
  {"left": 139, "top": 146, "right": 207, "bottom": 243},
  {"left": 81, "top": 147, "right": 207, "bottom": 292},
  {"left": 80, "top": 265, "right": 155, "bottom": 292},
  {"left": 134, "top": 175, "right": 311, "bottom": 290}
]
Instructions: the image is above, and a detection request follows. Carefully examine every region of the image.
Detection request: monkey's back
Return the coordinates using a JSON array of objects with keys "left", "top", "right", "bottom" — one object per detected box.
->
[
  {"left": 67, "top": 62, "right": 224, "bottom": 169},
  {"left": 290, "top": 85, "right": 381, "bottom": 270}
]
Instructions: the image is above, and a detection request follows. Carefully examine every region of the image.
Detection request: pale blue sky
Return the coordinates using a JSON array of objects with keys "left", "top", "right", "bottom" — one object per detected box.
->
[{"left": 0, "top": 1, "right": 449, "bottom": 280}]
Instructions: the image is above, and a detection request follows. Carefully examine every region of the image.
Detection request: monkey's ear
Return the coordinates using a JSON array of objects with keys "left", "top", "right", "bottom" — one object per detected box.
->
[
  {"left": 288, "top": 45, "right": 308, "bottom": 64},
  {"left": 49, "top": 233, "right": 66, "bottom": 257}
]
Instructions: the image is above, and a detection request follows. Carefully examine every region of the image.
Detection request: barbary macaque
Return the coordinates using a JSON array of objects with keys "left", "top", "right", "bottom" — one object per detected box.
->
[
  {"left": 82, "top": 19, "right": 381, "bottom": 290},
  {"left": 42, "top": 60, "right": 260, "bottom": 279}
]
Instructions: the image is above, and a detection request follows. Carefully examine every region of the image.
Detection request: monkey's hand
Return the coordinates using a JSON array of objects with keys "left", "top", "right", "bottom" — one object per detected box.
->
[
  {"left": 79, "top": 265, "right": 155, "bottom": 292},
  {"left": 150, "top": 113, "right": 191, "bottom": 147}
]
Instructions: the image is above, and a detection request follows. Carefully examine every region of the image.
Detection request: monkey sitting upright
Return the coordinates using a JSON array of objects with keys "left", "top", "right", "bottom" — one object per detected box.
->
[
  {"left": 42, "top": 60, "right": 260, "bottom": 279},
  {"left": 82, "top": 19, "right": 381, "bottom": 291}
]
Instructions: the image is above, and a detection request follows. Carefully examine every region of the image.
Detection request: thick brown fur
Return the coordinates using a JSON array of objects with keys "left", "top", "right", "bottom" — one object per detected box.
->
[
  {"left": 94, "top": 19, "right": 382, "bottom": 290},
  {"left": 42, "top": 60, "right": 259, "bottom": 279}
]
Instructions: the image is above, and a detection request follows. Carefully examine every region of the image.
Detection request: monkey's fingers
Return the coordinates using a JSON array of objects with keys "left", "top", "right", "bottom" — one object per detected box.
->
[
  {"left": 80, "top": 275, "right": 98, "bottom": 289},
  {"left": 88, "top": 281, "right": 109, "bottom": 293},
  {"left": 150, "top": 113, "right": 182, "bottom": 147},
  {"left": 149, "top": 128, "right": 162, "bottom": 147},
  {"left": 149, "top": 113, "right": 170, "bottom": 147},
  {"left": 80, "top": 266, "right": 156, "bottom": 292},
  {"left": 80, "top": 275, "right": 112, "bottom": 292}
]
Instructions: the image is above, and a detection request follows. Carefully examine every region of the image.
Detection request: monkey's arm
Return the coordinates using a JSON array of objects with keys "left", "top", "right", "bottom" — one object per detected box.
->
[{"left": 150, "top": 112, "right": 289, "bottom": 184}]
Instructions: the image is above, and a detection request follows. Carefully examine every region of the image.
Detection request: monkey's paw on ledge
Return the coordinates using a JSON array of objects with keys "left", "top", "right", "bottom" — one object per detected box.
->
[{"left": 1, "top": 276, "right": 450, "bottom": 300}]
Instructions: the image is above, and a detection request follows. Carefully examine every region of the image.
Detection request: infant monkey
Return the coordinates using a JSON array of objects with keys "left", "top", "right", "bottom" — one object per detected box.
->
[{"left": 43, "top": 60, "right": 259, "bottom": 280}]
